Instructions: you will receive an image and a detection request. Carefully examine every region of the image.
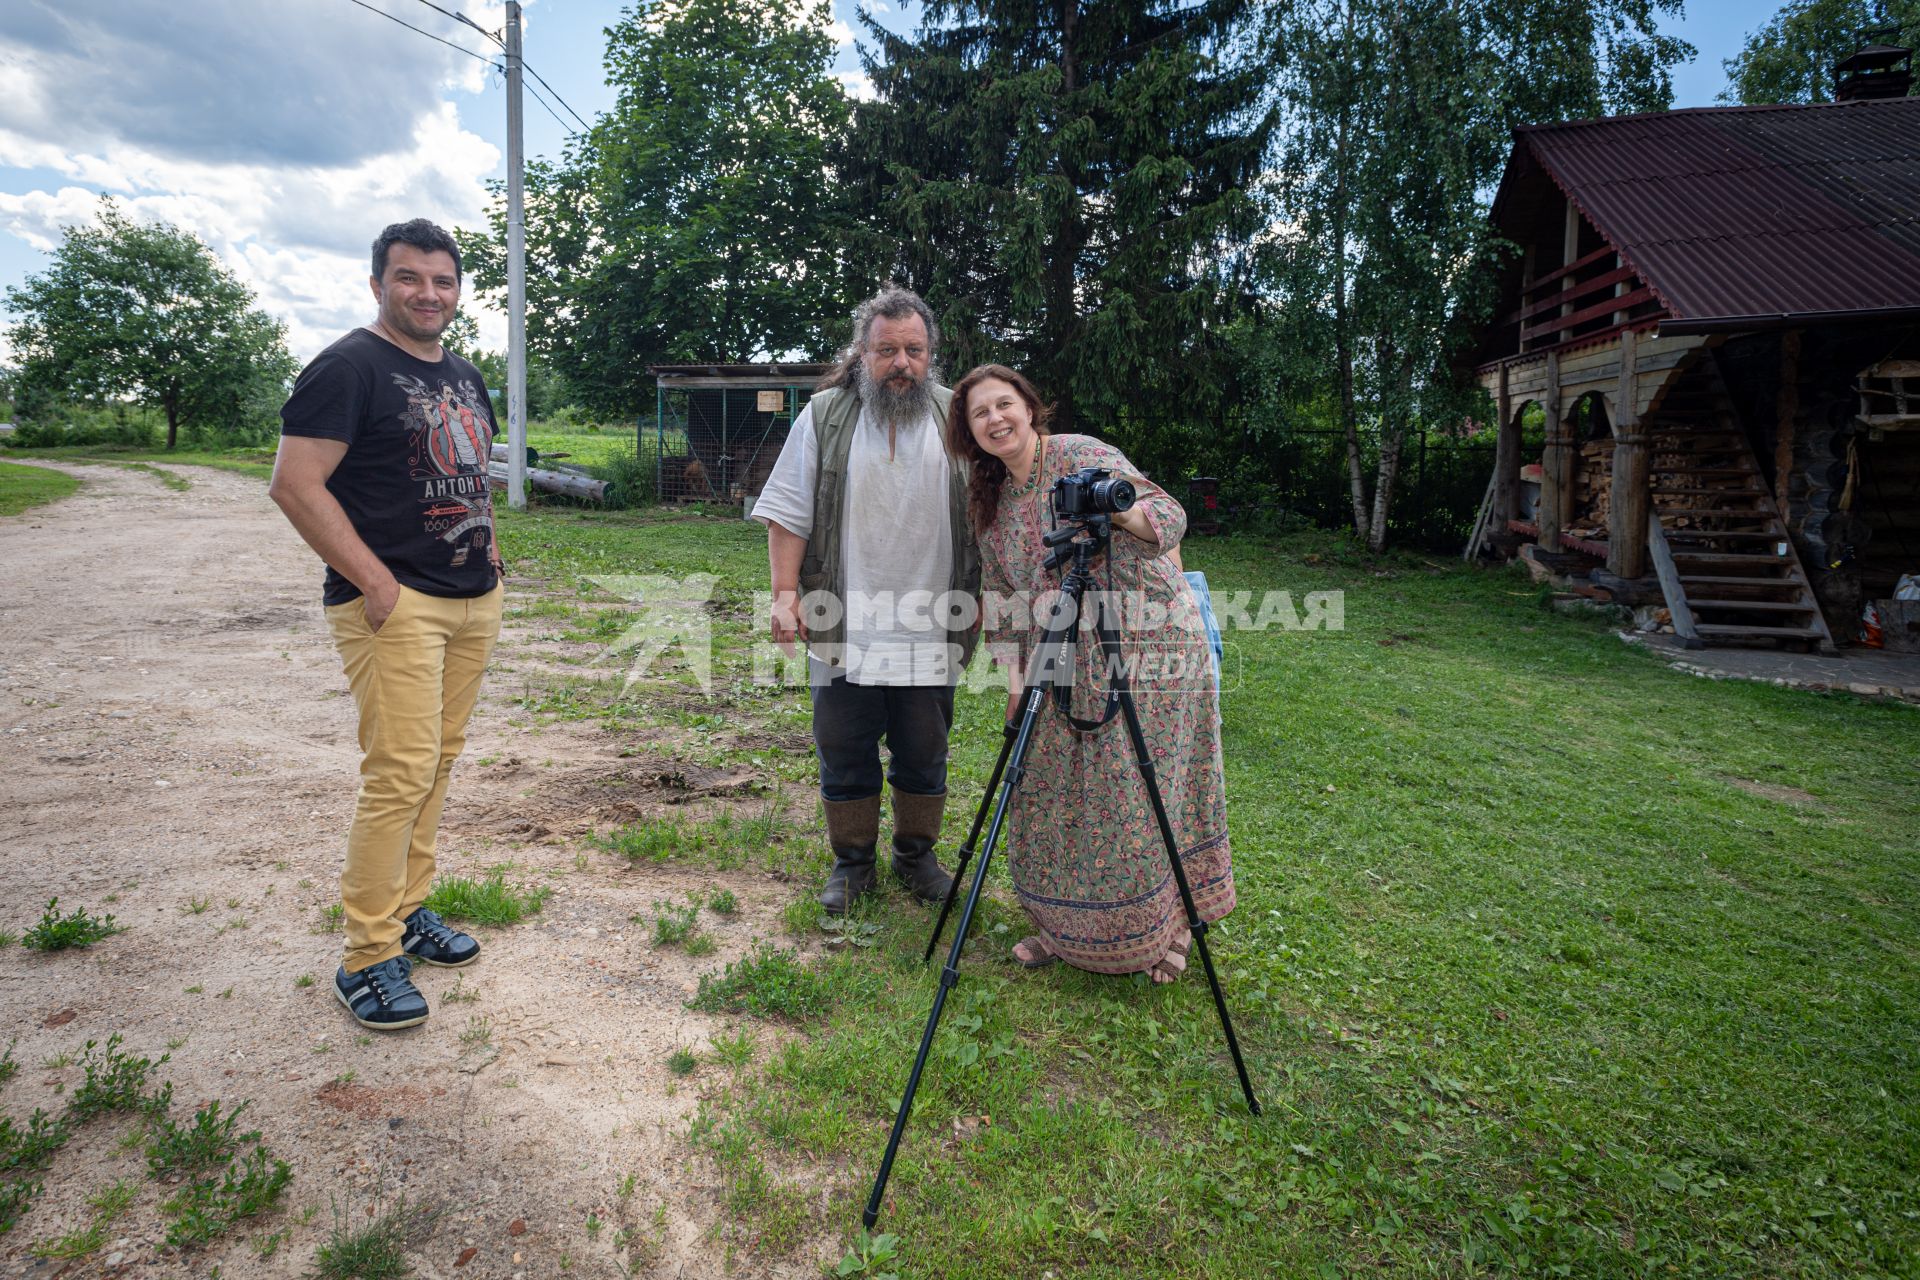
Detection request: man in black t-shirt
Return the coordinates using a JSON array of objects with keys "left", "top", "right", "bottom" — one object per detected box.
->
[{"left": 270, "top": 218, "right": 504, "bottom": 1031}]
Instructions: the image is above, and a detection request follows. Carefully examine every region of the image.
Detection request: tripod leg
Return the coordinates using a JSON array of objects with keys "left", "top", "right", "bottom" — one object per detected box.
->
[
  {"left": 865, "top": 689, "right": 1046, "bottom": 1228},
  {"left": 1097, "top": 603, "right": 1262, "bottom": 1116},
  {"left": 923, "top": 719, "right": 1019, "bottom": 964}
]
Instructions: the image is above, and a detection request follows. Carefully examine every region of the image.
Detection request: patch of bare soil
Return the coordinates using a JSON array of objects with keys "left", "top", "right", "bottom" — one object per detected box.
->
[
  {"left": 0, "top": 462, "right": 826, "bottom": 1278},
  {"left": 1722, "top": 776, "right": 1823, "bottom": 807}
]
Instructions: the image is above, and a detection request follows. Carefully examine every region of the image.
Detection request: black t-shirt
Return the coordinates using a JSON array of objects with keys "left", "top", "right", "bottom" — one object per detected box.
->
[{"left": 281, "top": 329, "right": 499, "bottom": 606}]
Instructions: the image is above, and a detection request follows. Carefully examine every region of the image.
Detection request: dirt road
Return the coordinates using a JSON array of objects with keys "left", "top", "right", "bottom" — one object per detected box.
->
[{"left": 0, "top": 462, "right": 816, "bottom": 1278}]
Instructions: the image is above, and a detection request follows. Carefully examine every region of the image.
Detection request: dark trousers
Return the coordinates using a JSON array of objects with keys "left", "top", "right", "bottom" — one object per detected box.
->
[{"left": 810, "top": 673, "right": 955, "bottom": 803}]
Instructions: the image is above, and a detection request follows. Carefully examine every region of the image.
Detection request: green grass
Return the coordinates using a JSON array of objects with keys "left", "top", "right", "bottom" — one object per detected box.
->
[
  {"left": 4, "top": 444, "right": 274, "bottom": 480},
  {"left": 424, "top": 870, "right": 552, "bottom": 926},
  {"left": 688, "top": 943, "right": 831, "bottom": 1021},
  {"left": 647, "top": 899, "right": 700, "bottom": 947},
  {"left": 0, "top": 461, "right": 80, "bottom": 516},
  {"left": 494, "top": 515, "right": 1920, "bottom": 1277},
  {"left": 311, "top": 1200, "right": 429, "bottom": 1280}
]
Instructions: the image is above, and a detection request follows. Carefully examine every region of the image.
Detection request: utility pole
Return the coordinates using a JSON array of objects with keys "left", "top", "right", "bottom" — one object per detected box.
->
[{"left": 504, "top": 0, "right": 528, "bottom": 509}]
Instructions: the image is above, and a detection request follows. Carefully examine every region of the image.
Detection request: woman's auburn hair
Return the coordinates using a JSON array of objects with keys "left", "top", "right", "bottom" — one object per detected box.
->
[{"left": 945, "top": 364, "right": 1052, "bottom": 533}]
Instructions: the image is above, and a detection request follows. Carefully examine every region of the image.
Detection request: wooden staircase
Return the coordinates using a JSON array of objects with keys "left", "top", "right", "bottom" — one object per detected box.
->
[{"left": 1642, "top": 372, "right": 1835, "bottom": 652}]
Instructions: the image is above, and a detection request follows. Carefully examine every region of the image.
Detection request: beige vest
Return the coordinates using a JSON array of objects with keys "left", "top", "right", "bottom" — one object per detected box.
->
[{"left": 798, "top": 385, "right": 981, "bottom": 669}]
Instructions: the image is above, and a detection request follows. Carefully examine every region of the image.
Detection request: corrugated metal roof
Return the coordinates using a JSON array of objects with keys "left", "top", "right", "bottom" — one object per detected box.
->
[{"left": 1518, "top": 97, "right": 1920, "bottom": 327}]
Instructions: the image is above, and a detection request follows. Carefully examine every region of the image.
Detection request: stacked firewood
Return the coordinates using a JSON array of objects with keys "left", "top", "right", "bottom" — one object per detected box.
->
[{"left": 1564, "top": 437, "right": 1614, "bottom": 538}]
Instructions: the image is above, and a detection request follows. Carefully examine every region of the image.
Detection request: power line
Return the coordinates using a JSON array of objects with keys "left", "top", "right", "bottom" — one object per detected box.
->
[
  {"left": 523, "top": 64, "right": 591, "bottom": 132},
  {"left": 523, "top": 79, "right": 577, "bottom": 137},
  {"left": 399, "top": 0, "right": 593, "bottom": 133},
  {"left": 343, "top": 0, "right": 501, "bottom": 69}
]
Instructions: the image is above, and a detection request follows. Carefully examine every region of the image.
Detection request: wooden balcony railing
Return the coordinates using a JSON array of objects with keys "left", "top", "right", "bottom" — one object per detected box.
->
[{"left": 1502, "top": 248, "right": 1667, "bottom": 353}]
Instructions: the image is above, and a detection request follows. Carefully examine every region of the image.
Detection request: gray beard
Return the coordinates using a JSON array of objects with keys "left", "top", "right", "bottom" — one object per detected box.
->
[{"left": 857, "top": 360, "right": 940, "bottom": 427}]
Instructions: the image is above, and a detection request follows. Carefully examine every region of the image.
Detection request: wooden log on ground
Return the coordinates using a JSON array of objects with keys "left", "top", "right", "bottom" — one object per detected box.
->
[
  {"left": 489, "top": 443, "right": 539, "bottom": 466},
  {"left": 1588, "top": 568, "right": 1667, "bottom": 606},
  {"left": 487, "top": 462, "right": 616, "bottom": 503}
]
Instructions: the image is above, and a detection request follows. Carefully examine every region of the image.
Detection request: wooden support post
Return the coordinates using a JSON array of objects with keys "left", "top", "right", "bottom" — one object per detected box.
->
[
  {"left": 1492, "top": 362, "right": 1518, "bottom": 529},
  {"left": 1519, "top": 244, "right": 1536, "bottom": 355},
  {"left": 1608, "top": 327, "right": 1649, "bottom": 579},
  {"left": 1775, "top": 330, "right": 1800, "bottom": 518},
  {"left": 1538, "top": 351, "right": 1567, "bottom": 551},
  {"left": 1558, "top": 198, "right": 1581, "bottom": 345}
]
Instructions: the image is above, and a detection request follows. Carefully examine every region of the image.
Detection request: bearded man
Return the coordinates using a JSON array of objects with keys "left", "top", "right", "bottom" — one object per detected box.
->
[{"left": 752, "top": 286, "right": 981, "bottom": 914}]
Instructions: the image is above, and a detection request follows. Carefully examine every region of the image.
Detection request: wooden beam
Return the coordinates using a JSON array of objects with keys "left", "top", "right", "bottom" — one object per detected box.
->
[
  {"left": 1561, "top": 198, "right": 1582, "bottom": 324},
  {"left": 1528, "top": 243, "right": 1614, "bottom": 292},
  {"left": 1775, "top": 330, "right": 1800, "bottom": 518},
  {"left": 1505, "top": 266, "right": 1639, "bottom": 326},
  {"left": 1608, "top": 326, "right": 1650, "bottom": 579},
  {"left": 1645, "top": 511, "right": 1701, "bottom": 646},
  {"left": 1523, "top": 287, "right": 1657, "bottom": 342},
  {"left": 1538, "top": 351, "right": 1567, "bottom": 551},
  {"left": 1493, "top": 362, "right": 1518, "bottom": 529}
]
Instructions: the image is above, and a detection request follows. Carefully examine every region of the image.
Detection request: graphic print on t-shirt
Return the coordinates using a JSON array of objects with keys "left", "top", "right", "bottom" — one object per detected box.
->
[{"left": 393, "top": 372, "right": 495, "bottom": 569}]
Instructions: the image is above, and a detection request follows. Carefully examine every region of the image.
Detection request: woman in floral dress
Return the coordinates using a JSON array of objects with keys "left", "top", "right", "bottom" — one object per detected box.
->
[{"left": 945, "top": 365, "right": 1234, "bottom": 983}]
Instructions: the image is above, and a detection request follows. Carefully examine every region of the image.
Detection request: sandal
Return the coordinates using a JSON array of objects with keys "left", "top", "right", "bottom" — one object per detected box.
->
[
  {"left": 1149, "top": 931, "right": 1192, "bottom": 985},
  {"left": 1012, "top": 935, "right": 1058, "bottom": 969}
]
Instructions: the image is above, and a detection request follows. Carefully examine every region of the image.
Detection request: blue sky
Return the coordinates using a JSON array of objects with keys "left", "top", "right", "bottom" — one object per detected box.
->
[{"left": 0, "top": 0, "right": 1771, "bottom": 362}]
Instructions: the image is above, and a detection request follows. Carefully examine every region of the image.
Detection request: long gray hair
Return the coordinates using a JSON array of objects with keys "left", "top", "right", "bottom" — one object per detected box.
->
[{"left": 816, "top": 285, "right": 943, "bottom": 392}]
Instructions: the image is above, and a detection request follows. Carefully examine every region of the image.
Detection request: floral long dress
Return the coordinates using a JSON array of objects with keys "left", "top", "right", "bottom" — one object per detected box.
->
[{"left": 979, "top": 433, "right": 1235, "bottom": 975}]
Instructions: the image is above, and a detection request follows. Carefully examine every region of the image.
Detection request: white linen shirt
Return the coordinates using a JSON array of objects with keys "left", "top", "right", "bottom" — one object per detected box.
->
[{"left": 751, "top": 400, "right": 956, "bottom": 685}]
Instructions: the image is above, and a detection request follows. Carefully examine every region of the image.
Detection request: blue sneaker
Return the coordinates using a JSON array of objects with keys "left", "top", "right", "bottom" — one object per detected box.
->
[
  {"left": 335, "top": 956, "right": 429, "bottom": 1030},
  {"left": 401, "top": 906, "right": 480, "bottom": 968}
]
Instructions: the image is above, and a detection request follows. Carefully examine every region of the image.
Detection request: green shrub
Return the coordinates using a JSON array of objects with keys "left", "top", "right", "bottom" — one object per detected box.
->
[
  {"left": 22, "top": 899, "right": 122, "bottom": 951},
  {"left": 68, "top": 1036, "right": 166, "bottom": 1120}
]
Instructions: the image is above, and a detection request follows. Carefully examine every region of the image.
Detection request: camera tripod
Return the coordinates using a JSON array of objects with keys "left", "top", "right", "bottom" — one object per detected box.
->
[{"left": 862, "top": 514, "right": 1261, "bottom": 1229}]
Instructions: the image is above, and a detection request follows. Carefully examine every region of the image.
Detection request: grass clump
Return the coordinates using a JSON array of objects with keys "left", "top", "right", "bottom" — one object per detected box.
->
[
  {"left": 647, "top": 899, "right": 700, "bottom": 948},
  {"left": 424, "top": 870, "right": 552, "bottom": 926},
  {"left": 667, "top": 1047, "right": 698, "bottom": 1076},
  {"left": 311, "top": 1199, "right": 433, "bottom": 1280},
  {"left": 708, "top": 888, "right": 739, "bottom": 916},
  {"left": 688, "top": 944, "right": 828, "bottom": 1021},
  {"left": 22, "top": 899, "right": 122, "bottom": 951},
  {"left": 596, "top": 815, "right": 684, "bottom": 862},
  {"left": 0, "top": 1044, "right": 15, "bottom": 1084},
  {"left": 145, "top": 1100, "right": 250, "bottom": 1178},
  {"left": 68, "top": 1036, "right": 167, "bottom": 1121},
  {"left": 29, "top": 1179, "right": 136, "bottom": 1260},
  {"left": 160, "top": 1144, "right": 291, "bottom": 1246}
]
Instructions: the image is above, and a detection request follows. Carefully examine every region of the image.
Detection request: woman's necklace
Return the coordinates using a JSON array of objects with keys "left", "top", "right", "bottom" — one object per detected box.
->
[{"left": 1006, "top": 435, "right": 1045, "bottom": 497}]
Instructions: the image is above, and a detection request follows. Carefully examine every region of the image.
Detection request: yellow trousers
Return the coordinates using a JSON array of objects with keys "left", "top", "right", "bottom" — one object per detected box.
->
[{"left": 326, "top": 581, "right": 503, "bottom": 973}]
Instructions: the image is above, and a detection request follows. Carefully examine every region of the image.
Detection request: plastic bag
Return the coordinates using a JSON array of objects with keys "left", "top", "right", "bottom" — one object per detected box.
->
[
  {"left": 1861, "top": 601, "right": 1884, "bottom": 648},
  {"left": 1896, "top": 574, "right": 1920, "bottom": 603}
]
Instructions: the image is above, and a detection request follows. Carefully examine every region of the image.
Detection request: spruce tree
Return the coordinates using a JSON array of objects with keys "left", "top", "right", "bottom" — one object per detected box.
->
[{"left": 846, "top": 1, "right": 1276, "bottom": 432}]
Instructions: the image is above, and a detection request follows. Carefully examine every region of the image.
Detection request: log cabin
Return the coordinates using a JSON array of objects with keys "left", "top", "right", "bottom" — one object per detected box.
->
[{"left": 1468, "top": 44, "right": 1920, "bottom": 651}]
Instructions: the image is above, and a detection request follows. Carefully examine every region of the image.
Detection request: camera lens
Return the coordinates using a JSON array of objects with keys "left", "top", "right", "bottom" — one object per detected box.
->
[{"left": 1095, "top": 477, "right": 1136, "bottom": 513}]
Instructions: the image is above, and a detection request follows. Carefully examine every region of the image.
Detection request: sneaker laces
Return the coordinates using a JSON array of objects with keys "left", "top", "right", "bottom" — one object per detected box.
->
[
  {"left": 365, "top": 956, "right": 416, "bottom": 1007},
  {"left": 408, "top": 907, "right": 460, "bottom": 948}
]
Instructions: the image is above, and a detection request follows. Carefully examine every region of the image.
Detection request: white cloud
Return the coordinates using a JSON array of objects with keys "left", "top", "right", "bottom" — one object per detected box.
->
[
  {"left": 0, "top": 3, "right": 511, "bottom": 361},
  {"left": 825, "top": 18, "right": 856, "bottom": 45},
  {"left": 836, "top": 71, "right": 878, "bottom": 102},
  {"left": 0, "top": 102, "right": 505, "bottom": 359}
]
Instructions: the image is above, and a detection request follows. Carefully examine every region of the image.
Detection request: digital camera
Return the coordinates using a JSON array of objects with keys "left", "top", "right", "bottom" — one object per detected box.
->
[{"left": 1050, "top": 467, "right": 1136, "bottom": 520}]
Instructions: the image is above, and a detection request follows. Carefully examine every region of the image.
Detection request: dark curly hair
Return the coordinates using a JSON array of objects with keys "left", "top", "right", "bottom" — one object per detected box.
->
[
  {"left": 946, "top": 364, "right": 1052, "bottom": 534},
  {"left": 371, "top": 218, "right": 462, "bottom": 282}
]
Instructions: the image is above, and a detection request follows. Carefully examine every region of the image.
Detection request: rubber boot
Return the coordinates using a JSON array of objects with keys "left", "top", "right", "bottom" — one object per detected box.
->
[
  {"left": 889, "top": 788, "right": 953, "bottom": 904},
  {"left": 818, "top": 794, "right": 882, "bottom": 916}
]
